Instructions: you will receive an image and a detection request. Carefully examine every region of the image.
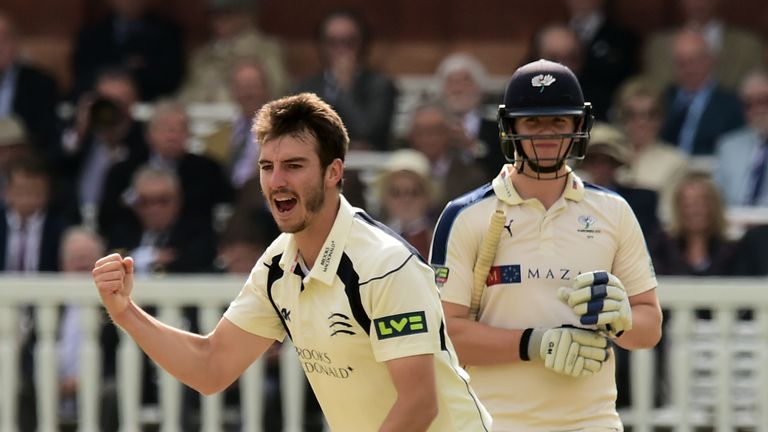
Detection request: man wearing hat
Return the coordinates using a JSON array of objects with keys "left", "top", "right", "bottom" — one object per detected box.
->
[{"left": 376, "top": 149, "right": 437, "bottom": 258}]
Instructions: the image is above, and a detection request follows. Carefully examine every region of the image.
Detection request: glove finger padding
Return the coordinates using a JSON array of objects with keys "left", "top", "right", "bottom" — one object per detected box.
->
[
  {"left": 581, "top": 358, "right": 603, "bottom": 376},
  {"left": 571, "top": 270, "right": 624, "bottom": 290},
  {"left": 561, "top": 285, "right": 626, "bottom": 308},
  {"left": 537, "top": 327, "right": 608, "bottom": 378},
  {"left": 559, "top": 271, "right": 633, "bottom": 338}
]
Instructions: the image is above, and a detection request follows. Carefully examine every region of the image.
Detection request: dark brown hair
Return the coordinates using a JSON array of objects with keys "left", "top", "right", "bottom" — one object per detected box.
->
[{"left": 253, "top": 92, "right": 349, "bottom": 178}]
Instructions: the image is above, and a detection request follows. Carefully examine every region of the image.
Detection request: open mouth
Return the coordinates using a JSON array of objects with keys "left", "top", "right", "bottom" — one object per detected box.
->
[{"left": 274, "top": 196, "right": 298, "bottom": 213}]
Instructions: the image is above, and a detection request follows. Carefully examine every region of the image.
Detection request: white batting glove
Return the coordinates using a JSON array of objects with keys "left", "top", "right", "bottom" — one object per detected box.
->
[
  {"left": 521, "top": 327, "right": 609, "bottom": 378},
  {"left": 558, "top": 271, "right": 632, "bottom": 338}
]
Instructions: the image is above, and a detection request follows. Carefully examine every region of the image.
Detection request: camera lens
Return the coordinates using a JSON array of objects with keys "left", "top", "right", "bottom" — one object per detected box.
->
[{"left": 89, "top": 97, "right": 122, "bottom": 133}]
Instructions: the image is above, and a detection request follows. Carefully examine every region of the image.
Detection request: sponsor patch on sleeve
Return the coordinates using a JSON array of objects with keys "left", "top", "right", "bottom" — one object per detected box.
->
[
  {"left": 433, "top": 266, "right": 449, "bottom": 287},
  {"left": 374, "top": 311, "right": 428, "bottom": 340}
]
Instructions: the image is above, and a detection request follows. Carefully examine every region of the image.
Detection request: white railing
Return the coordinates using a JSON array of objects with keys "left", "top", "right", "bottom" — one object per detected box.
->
[
  {"left": 0, "top": 273, "right": 311, "bottom": 432},
  {"left": 619, "top": 276, "right": 768, "bottom": 432},
  {"left": 0, "top": 274, "right": 767, "bottom": 431}
]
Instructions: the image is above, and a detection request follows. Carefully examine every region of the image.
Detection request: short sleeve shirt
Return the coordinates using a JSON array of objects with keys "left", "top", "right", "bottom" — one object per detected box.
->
[
  {"left": 430, "top": 169, "right": 657, "bottom": 431},
  {"left": 225, "top": 196, "right": 491, "bottom": 432}
]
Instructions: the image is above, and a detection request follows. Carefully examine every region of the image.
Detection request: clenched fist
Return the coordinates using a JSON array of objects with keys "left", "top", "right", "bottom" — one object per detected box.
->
[{"left": 92, "top": 253, "right": 135, "bottom": 318}]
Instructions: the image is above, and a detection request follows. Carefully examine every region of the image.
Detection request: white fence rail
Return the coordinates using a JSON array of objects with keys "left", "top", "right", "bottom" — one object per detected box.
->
[{"left": 0, "top": 274, "right": 767, "bottom": 431}]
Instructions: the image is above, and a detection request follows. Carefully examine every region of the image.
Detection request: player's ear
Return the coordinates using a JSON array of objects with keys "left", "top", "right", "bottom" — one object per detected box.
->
[{"left": 326, "top": 158, "right": 344, "bottom": 188}]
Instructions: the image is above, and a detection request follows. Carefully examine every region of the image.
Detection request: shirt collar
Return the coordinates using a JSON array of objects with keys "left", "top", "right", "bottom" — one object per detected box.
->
[
  {"left": 677, "top": 79, "right": 717, "bottom": 101},
  {"left": 278, "top": 195, "right": 356, "bottom": 286},
  {"left": 6, "top": 209, "right": 45, "bottom": 230},
  {"left": 492, "top": 167, "right": 585, "bottom": 205}
]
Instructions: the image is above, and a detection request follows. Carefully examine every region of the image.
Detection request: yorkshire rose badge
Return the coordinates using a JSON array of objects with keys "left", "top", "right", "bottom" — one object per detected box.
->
[{"left": 531, "top": 74, "right": 556, "bottom": 92}]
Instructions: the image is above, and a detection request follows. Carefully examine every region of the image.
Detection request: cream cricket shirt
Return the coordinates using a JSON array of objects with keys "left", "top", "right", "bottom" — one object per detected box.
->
[
  {"left": 224, "top": 196, "right": 491, "bottom": 432},
  {"left": 430, "top": 169, "right": 657, "bottom": 432}
]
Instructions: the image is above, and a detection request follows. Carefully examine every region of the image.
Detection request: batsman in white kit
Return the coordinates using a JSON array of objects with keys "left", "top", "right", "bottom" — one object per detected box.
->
[{"left": 430, "top": 59, "right": 663, "bottom": 431}]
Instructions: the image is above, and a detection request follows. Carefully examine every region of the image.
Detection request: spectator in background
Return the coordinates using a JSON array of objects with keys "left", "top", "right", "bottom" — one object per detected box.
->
[
  {"left": 528, "top": 23, "right": 612, "bottom": 120},
  {"left": 1, "top": 155, "right": 65, "bottom": 273},
  {"left": 652, "top": 172, "right": 737, "bottom": 276},
  {"left": 0, "top": 116, "right": 33, "bottom": 196},
  {"left": 203, "top": 59, "right": 270, "bottom": 189},
  {"left": 179, "top": 0, "right": 288, "bottom": 103},
  {"left": 71, "top": 0, "right": 184, "bottom": 101},
  {"left": 644, "top": 0, "right": 765, "bottom": 92},
  {"left": 565, "top": 0, "right": 639, "bottom": 118},
  {"left": 56, "top": 227, "right": 106, "bottom": 422},
  {"left": 295, "top": 8, "right": 397, "bottom": 151},
  {"left": 98, "top": 100, "right": 231, "bottom": 236},
  {"left": 730, "top": 224, "right": 768, "bottom": 276},
  {"left": 0, "top": 155, "right": 67, "bottom": 432},
  {"left": 435, "top": 52, "right": 503, "bottom": 179},
  {"left": 0, "top": 12, "right": 60, "bottom": 159},
  {"left": 375, "top": 149, "right": 436, "bottom": 258},
  {"left": 58, "top": 68, "right": 149, "bottom": 225},
  {"left": 613, "top": 77, "right": 688, "bottom": 225},
  {"left": 106, "top": 165, "right": 217, "bottom": 274},
  {"left": 714, "top": 69, "right": 768, "bottom": 207},
  {"left": 658, "top": 28, "right": 744, "bottom": 156},
  {"left": 577, "top": 122, "right": 663, "bottom": 238},
  {"left": 404, "top": 102, "right": 487, "bottom": 215}
]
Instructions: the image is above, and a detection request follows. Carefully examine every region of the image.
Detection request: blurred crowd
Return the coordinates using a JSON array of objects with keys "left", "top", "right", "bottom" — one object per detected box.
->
[{"left": 2, "top": 0, "right": 768, "bottom": 429}]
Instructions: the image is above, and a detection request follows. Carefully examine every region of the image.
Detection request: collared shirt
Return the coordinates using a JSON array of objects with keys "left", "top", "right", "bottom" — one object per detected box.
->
[
  {"left": 4, "top": 210, "right": 46, "bottom": 272},
  {"left": 745, "top": 139, "right": 768, "bottom": 205},
  {"left": 78, "top": 140, "right": 112, "bottom": 208},
  {"left": 148, "top": 154, "right": 178, "bottom": 172},
  {"left": 0, "top": 63, "right": 18, "bottom": 116},
  {"left": 430, "top": 168, "right": 656, "bottom": 431},
  {"left": 224, "top": 196, "right": 491, "bottom": 432},
  {"left": 676, "top": 81, "right": 716, "bottom": 155},
  {"left": 230, "top": 116, "right": 259, "bottom": 188}
]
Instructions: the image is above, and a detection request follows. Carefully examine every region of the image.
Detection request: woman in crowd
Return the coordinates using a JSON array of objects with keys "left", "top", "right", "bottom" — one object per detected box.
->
[{"left": 652, "top": 172, "right": 738, "bottom": 276}]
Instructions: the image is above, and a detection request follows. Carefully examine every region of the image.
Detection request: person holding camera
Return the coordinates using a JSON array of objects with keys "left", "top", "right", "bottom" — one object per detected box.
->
[{"left": 57, "top": 68, "right": 149, "bottom": 225}]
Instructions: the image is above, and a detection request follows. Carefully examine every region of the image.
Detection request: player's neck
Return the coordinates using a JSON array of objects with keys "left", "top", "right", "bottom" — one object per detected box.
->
[
  {"left": 295, "top": 193, "right": 341, "bottom": 269},
  {"left": 509, "top": 166, "right": 569, "bottom": 210}
]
